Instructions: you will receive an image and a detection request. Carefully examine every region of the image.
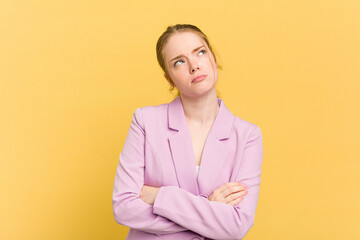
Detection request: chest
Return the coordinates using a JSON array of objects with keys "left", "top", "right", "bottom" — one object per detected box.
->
[{"left": 188, "top": 125, "right": 212, "bottom": 166}]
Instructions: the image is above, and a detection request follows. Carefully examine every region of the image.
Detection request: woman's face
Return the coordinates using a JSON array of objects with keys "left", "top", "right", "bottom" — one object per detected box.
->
[{"left": 163, "top": 31, "right": 218, "bottom": 98}]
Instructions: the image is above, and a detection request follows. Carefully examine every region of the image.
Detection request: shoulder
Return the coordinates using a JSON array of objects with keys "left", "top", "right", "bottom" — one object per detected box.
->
[
  {"left": 233, "top": 115, "right": 259, "bottom": 131},
  {"left": 219, "top": 98, "right": 261, "bottom": 140},
  {"left": 137, "top": 102, "right": 168, "bottom": 115},
  {"left": 131, "top": 101, "right": 169, "bottom": 129},
  {"left": 232, "top": 115, "right": 263, "bottom": 141},
  {"left": 133, "top": 101, "right": 168, "bottom": 119}
]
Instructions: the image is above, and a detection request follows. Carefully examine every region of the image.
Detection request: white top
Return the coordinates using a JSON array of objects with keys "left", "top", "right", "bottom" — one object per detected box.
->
[{"left": 196, "top": 165, "right": 200, "bottom": 175}]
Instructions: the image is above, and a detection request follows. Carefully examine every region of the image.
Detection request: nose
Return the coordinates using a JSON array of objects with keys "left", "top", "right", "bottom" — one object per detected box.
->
[
  {"left": 189, "top": 59, "right": 200, "bottom": 73},
  {"left": 191, "top": 66, "right": 200, "bottom": 73}
]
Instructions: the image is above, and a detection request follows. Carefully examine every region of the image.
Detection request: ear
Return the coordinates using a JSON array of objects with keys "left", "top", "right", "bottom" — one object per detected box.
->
[{"left": 164, "top": 73, "right": 168, "bottom": 81}]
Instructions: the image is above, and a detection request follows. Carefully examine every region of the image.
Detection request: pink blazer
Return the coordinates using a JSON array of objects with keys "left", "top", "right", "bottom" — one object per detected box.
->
[{"left": 112, "top": 96, "right": 264, "bottom": 240}]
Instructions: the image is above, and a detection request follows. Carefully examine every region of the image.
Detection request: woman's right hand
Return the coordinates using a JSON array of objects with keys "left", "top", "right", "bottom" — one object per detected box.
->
[{"left": 208, "top": 182, "right": 248, "bottom": 206}]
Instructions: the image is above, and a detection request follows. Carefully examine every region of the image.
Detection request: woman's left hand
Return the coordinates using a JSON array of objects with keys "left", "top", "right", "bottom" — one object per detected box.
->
[{"left": 140, "top": 185, "right": 160, "bottom": 205}]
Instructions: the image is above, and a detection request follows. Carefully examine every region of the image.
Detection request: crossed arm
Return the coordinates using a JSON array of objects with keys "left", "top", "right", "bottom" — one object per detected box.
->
[
  {"left": 140, "top": 182, "right": 247, "bottom": 207},
  {"left": 112, "top": 109, "right": 263, "bottom": 239}
]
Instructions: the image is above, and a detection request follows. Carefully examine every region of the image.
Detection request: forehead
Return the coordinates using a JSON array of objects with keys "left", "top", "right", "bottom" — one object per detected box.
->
[{"left": 163, "top": 31, "right": 205, "bottom": 60}]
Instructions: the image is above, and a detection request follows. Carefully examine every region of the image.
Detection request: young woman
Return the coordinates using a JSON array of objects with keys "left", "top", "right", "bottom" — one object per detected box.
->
[{"left": 112, "top": 24, "right": 264, "bottom": 240}]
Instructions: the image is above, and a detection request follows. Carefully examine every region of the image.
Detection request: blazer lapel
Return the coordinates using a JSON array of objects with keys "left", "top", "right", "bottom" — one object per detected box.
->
[{"left": 167, "top": 96, "right": 234, "bottom": 196}]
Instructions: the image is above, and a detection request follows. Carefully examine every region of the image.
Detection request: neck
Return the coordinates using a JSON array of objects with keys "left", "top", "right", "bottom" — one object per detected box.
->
[{"left": 180, "top": 90, "right": 220, "bottom": 127}]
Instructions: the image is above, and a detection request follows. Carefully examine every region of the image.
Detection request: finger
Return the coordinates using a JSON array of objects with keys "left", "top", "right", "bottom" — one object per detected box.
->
[
  {"left": 210, "top": 182, "right": 247, "bottom": 202},
  {"left": 217, "top": 182, "right": 243, "bottom": 192},
  {"left": 223, "top": 192, "right": 242, "bottom": 204},
  {"left": 228, "top": 196, "right": 243, "bottom": 206},
  {"left": 224, "top": 190, "right": 248, "bottom": 203},
  {"left": 215, "top": 182, "right": 246, "bottom": 196},
  {"left": 221, "top": 185, "right": 248, "bottom": 198}
]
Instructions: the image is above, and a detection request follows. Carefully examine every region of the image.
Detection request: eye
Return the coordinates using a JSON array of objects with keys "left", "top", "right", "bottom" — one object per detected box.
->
[
  {"left": 199, "top": 49, "right": 206, "bottom": 55},
  {"left": 174, "top": 59, "right": 184, "bottom": 66}
]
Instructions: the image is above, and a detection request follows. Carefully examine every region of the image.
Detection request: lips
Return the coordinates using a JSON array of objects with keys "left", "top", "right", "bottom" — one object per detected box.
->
[{"left": 192, "top": 75, "right": 207, "bottom": 83}]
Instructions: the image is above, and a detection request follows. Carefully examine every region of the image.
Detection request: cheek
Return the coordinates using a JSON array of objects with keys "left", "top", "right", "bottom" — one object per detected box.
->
[
  {"left": 169, "top": 68, "right": 187, "bottom": 83},
  {"left": 174, "top": 66, "right": 188, "bottom": 75},
  {"left": 208, "top": 58, "right": 217, "bottom": 76}
]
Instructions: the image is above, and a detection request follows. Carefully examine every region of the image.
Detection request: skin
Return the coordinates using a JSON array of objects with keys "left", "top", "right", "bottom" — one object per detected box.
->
[
  {"left": 164, "top": 31, "right": 220, "bottom": 127},
  {"left": 140, "top": 31, "right": 248, "bottom": 206}
]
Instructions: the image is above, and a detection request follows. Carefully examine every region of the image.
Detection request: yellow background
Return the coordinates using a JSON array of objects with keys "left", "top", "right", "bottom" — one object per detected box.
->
[{"left": 1, "top": 0, "right": 359, "bottom": 239}]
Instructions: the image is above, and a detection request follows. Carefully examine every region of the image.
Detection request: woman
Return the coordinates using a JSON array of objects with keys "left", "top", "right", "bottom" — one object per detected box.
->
[{"left": 112, "top": 24, "right": 263, "bottom": 240}]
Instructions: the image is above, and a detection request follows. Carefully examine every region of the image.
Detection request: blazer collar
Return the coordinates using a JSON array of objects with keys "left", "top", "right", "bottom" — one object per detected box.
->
[
  {"left": 167, "top": 95, "right": 234, "bottom": 195},
  {"left": 168, "top": 95, "right": 234, "bottom": 140}
]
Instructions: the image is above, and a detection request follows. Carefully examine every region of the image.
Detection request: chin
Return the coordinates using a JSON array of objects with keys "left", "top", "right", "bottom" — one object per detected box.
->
[{"left": 191, "top": 88, "right": 217, "bottom": 98}]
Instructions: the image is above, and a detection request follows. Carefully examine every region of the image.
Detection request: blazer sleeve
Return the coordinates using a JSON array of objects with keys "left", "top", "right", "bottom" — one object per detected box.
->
[
  {"left": 112, "top": 108, "right": 188, "bottom": 235},
  {"left": 153, "top": 126, "right": 264, "bottom": 240}
]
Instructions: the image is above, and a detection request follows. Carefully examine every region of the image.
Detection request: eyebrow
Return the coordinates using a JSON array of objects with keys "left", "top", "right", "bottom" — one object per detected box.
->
[{"left": 170, "top": 45, "right": 205, "bottom": 63}]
